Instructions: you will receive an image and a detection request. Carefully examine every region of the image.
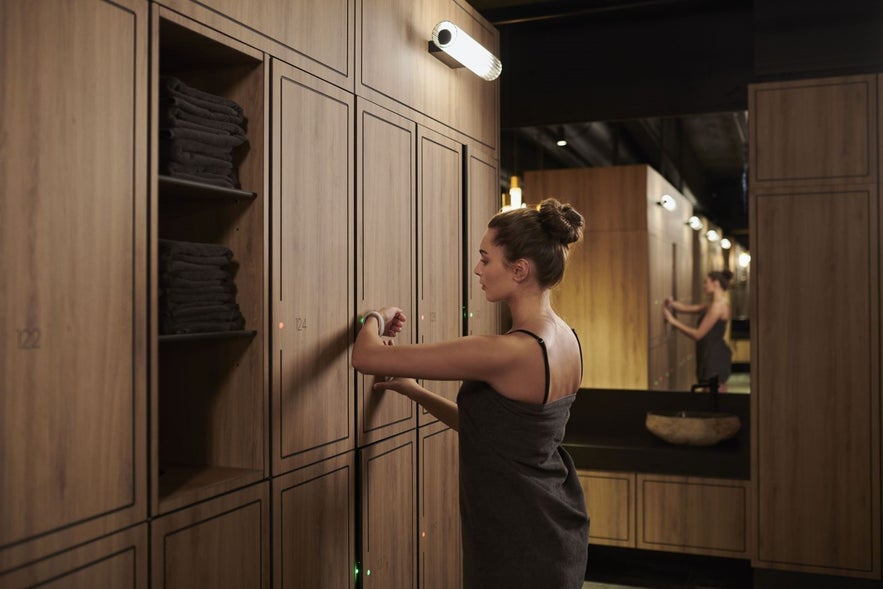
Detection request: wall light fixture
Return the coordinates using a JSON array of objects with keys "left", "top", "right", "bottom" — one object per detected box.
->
[
  {"left": 720, "top": 238, "right": 732, "bottom": 250},
  {"left": 706, "top": 229, "right": 721, "bottom": 242},
  {"left": 686, "top": 215, "right": 703, "bottom": 231},
  {"left": 658, "top": 194, "right": 676, "bottom": 211},
  {"left": 430, "top": 21, "right": 502, "bottom": 81}
]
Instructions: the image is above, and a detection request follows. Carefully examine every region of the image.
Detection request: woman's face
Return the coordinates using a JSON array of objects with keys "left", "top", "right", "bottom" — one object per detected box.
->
[
  {"left": 703, "top": 276, "right": 719, "bottom": 294},
  {"left": 474, "top": 229, "right": 513, "bottom": 302}
]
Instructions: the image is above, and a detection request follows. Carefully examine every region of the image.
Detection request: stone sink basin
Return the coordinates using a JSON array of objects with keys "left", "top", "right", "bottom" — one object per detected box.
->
[{"left": 645, "top": 410, "right": 741, "bottom": 446}]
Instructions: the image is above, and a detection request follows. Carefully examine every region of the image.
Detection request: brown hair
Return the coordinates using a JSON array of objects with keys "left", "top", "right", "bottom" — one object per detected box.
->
[
  {"left": 708, "top": 269, "right": 734, "bottom": 290},
  {"left": 488, "top": 198, "right": 584, "bottom": 288}
]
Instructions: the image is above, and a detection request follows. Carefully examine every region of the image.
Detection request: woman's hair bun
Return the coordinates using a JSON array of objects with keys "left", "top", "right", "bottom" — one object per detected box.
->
[{"left": 537, "top": 198, "right": 584, "bottom": 246}]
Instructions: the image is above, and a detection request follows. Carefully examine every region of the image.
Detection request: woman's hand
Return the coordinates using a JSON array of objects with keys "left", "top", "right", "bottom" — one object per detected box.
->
[
  {"left": 377, "top": 306, "right": 407, "bottom": 337},
  {"left": 663, "top": 307, "right": 674, "bottom": 323},
  {"left": 373, "top": 376, "right": 421, "bottom": 398},
  {"left": 664, "top": 297, "right": 674, "bottom": 310}
]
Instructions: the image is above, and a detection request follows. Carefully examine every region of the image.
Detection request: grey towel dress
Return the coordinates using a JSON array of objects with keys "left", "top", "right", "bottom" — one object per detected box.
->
[
  {"left": 456, "top": 329, "right": 589, "bottom": 589},
  {"left": 696, "top": 316, "right": 732, "bottom": 383}
]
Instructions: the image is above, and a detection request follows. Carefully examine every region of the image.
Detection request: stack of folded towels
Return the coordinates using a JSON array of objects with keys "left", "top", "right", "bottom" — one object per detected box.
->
[
  {"left": 159, "top": 239, "right": 246, "bottom": 335},
  {"left": 159, "top": 76, "right": 248, "bottom": 188}
]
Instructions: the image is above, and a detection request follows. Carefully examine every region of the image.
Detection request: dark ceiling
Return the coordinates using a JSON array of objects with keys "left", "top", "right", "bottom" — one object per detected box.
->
[{"left": 469, "top": 0, "right": 752, "bottom": 246}]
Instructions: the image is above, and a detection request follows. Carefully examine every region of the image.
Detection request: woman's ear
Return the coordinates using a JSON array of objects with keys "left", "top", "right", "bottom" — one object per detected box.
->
[{"left": 511, "top": 258, "right": 530, "bottom": 283}]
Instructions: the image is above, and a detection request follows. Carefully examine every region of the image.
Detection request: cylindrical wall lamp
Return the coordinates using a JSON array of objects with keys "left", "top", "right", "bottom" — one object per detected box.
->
[
  {"left": 509, "top": 176, "right": 523, "bottom": 209},
  {"left": 430, "top": 21, "right": 502, "bottom": 81}
]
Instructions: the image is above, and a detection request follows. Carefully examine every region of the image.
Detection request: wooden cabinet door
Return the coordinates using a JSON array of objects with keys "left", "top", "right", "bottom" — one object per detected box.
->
[
  {"left": 577, "top": 470, "right": 635, "bottom": 548},
  {"left": 360, "top": 430, "right": 417, "bottom": 589},
  {"left": 749, "top": 75, "right": 877, "bottom": 188},
  {"left": 356, "top": 100, "right": 417, "bottom": 446},
  {"left": 0, "top": 0, "right": 148, "bottom": 569},
  {"left": 753, "top": 189, "right": 880, "bottom": 577},
  {"left": 0, "top": 524, "right": 148, "bottom": 589},
  {"left": 272, "top": 58, "right": 355, "bottom": 475},
  {"left": 465, "top": 145, "right": 501, "bottom": 337},
  {"left": 151, "top": 482, "right": 270, "bottom": 589},
  {"left": 273, "top": 452, "right": 356, "bottom": 589},
  {"left": 417, "top": 126, "right": 463, "bottom": 426},
  {"left": 157, "top": 0, "right": 353, "bottom": 89},
  {"left": 637, "top": 475, "right": 748, "bottom": 558},
  {"left": 418, "top": 423, "right": 462, "bottom": 589}
]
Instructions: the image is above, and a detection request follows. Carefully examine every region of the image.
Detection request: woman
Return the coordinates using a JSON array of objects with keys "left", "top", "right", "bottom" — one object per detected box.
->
[
  {"left": 351, "top": 199, "right": 589, "bottom": 589},
  {"left": 663, "top": 269, "right": 734, "bottom": 390}
]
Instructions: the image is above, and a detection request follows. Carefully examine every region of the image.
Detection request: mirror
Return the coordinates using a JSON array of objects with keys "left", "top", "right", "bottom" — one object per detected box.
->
[{"left": 499, "top": 112, "right": 751, "bottom": 394}]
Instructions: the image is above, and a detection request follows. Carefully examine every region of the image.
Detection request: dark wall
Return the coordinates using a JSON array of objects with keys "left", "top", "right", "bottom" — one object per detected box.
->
[{"left": 499, "top": 0, "right": 883, "bottom": 128}]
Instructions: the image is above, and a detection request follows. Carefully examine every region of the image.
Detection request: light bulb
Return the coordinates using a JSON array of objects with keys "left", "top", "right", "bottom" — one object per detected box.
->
[{"left": 431, "top": 21, "right": 502, "bottom": 81}]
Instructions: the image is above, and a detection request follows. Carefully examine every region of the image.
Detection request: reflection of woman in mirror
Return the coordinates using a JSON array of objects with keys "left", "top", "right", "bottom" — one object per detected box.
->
[{"left": 663, "top": 270, "right": 733, "bottom": 392}]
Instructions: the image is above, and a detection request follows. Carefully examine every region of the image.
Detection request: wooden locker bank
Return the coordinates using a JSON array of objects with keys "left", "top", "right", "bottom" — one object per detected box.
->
[{"left": 0, "top": 0, "right": 501, "bottom": 587}]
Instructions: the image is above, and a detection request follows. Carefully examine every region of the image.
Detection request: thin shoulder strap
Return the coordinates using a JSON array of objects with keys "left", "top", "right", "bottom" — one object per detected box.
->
[
  {"left": 572, "top": 328, "right": 583, "bottom": 381},
  {"left": 509, "top": 329, "right": 551, "bottom": 404}
]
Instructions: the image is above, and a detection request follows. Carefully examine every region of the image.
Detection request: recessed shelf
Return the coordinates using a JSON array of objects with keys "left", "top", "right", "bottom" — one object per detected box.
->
[
  {"left": 158, "top": 465, "right": 264, "bottom": 514},
  {"left": 158, "top": 330, "right": 258, "bottom": 343},
  {"left": 158, "top": 175, "right": 256, "bottom": 203}
]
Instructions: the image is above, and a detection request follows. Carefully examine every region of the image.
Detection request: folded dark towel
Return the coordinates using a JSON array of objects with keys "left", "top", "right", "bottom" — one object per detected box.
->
[
  {"left": 162, "top": 138, "right": 233, "bottom": 162},
  {"left": 166, "top": 108, "right": 246, "bottom": 136},
  {"left": 163, "top": 170, "right": 236, "bottom": 189},
  {"left": 160, "top": 127, "right": 246, "bottom": 149},
  {"left": 163, "top": 292, "right": 237, "bottom": 307},
  {"left": 161, "top": 254, "right": 234, "bottom": 267},
  {"left": 159, "top": 239, "right": 233, "bottom": 259},
  {"left": 163, "top": 115, "right": 245, "bottom": 139},
  {"left": 164, "top": 259, "right": 230, "bottom": 272},
  {"left": 162, "top": 317, "right": 246, "bottom": 335},
  {"left": 161, "top": 143, "right": 234, "bottom": 169},
  {"left": 161, "top": 283, "right": 237, "bottom": 295},
  {"left": 163, "top": 303, "right": 241, "bottom": 320},
  {"left": 161, "top": 76, "right": 244, "bottom": 115},
  {"left": 165, "top": 162, "right": 239, "bottom": 187},
  {"left": 165, "top": 95, "right": 244, "bottom": 124},
  {"left": 161, "top": 269, "right": 232, "bottom": 282}
]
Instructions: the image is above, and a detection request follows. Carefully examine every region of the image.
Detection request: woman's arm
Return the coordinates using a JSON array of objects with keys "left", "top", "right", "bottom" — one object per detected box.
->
[
  {"left": 665, "top": 297, "right": 707, "bottom": 314},
  {"left": 375, "top": 377, "right": 459, "bottom": 431},
  {"left": 663, "top": 304, "right": 724, "bottom": 341},
  {"left": 352, "top": 308, "right": 517, "bottom": 384}
]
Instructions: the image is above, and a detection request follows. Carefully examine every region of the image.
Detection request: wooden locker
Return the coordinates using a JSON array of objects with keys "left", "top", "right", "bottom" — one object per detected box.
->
[
  {"left": 156, "top": 0, "right": 354, "bottom": 90},
  {"left": 417, "top": 126, "right": 463, "bottom": 426},
  {"left": 752, "top": 188, "right": 879, "bottom": 576},
  {"left": 0, "top": 0, "right": 148, "bottom": 569},
  {"left": 356, "top": 99, "right": 418, "bottom": 447},
  {"left": 271, "top": 57, "right": 355, "bottom": 475},
  {"left": 465, "top": 145, "right": 502, "bottom": 337},
  {"left": 359, "top": 430, "right": 418, "bottom": 589},
  {"left": 418, "top": 423, "right": 462, "bottom": 589},
  {"left": 0, "top": 524, "right": 148, "bottom": 589},
  {"left": 150, "top": 482, "right": 270, "bottom": 589},
  {"left": 273, "top": 452, "right": 356, "bottom": 589}
]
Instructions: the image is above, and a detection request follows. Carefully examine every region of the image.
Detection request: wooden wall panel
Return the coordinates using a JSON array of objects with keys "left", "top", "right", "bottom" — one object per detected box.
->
[
  {"left": 417, "top": 127, "right": 463, "bottom": 425},
  {"left": 357, "top": 0, "right": 499, "bottom": 151},
  {"left": 158, "top": 0, "right": 354, "bottom": 89},
  {"left": 356, "top": 100, "right": 418, "bottom": 446},
  {"left": 637, "top": 475, "right": 748, "bottom": 558},
  {"left": 578, "top": 470, "right": 635, "bottom": 548},
  {"left": 272, "top": 59, "right": 355, "bottom": 474},
  {"left": 753, "top": 188, "right": 879, "bottom": 576},
  {"left": 273, "top": 453, "right": 355, "bottom": 589},
  {"left": 151, "top": 482, "right": 270, "bottom": 589},
  {"left": 0, "top": 524, "right": 148, "bottom": 589},
  {"left": 749, "top": 75, "right": 877, "bottom": 187},
  {"left": 0, "top": 0, "right": 148, "bottom": 568}
]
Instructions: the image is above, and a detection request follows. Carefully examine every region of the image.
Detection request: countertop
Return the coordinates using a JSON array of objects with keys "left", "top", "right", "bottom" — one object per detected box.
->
[{"left": 563, "top": 388, "right": 750, "bottom": 479}]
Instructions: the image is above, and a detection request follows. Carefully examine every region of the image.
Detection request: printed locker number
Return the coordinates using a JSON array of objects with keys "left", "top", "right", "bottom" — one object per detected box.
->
[
  {"left": 17, "top": 327, "right": 41, "bottom": 349},
  {"left": 295, "top": 317, "right": 308, "bottom": 331}
]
